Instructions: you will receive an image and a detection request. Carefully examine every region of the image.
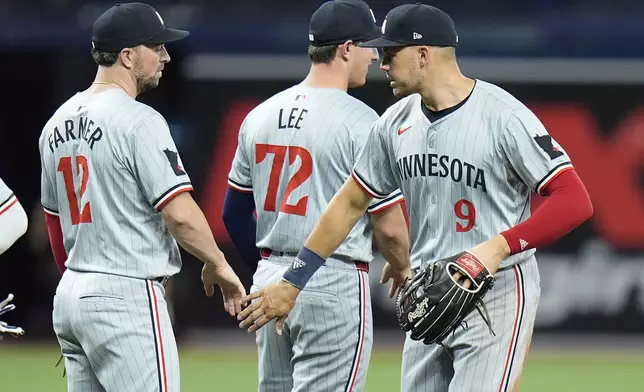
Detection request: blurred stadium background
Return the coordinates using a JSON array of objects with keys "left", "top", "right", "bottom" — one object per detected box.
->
[{"left": 1, "top": 0, "right": 644, "bottom": 391}]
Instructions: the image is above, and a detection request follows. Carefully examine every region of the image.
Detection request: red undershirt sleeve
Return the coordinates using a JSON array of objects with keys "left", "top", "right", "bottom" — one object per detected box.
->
[
  {"left": 501, "top": 169, "right": 593, "bottom": 255},
  {"left": 44, "top": 211, "right": 67, "bottom": 274}
]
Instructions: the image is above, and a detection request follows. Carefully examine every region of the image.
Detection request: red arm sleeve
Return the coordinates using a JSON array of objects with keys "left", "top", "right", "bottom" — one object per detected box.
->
[
  {"left": 44, "top": 211, "right": 67, "bottom": 274},
  {"left": 501, "top": 169, "right": 593, "bottom": 255}
]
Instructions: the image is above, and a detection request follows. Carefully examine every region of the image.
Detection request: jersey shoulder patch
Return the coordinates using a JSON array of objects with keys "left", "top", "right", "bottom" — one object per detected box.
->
[
  {"left": 533, "top": 135, "right": 564, "bottom": 160},
  {"left": 163, "top": 149, "right": 187, "bottom": 176}
]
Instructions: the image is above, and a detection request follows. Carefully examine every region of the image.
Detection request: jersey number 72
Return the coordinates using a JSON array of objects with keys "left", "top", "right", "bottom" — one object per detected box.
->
[
  {"left": 58, "top": 155, "right": 92, "bottom": 225},
  {"left": 256, "top": 144, "right": 312, "bottom": 217}
]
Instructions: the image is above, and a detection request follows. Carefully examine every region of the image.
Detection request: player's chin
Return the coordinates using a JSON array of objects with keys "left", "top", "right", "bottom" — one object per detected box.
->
[
  {"left": 391, "top": 86, "right": 405, "bottom": 98},
  {"left": 138, "top": 78, "right": 160, "bottom": 94},
  {"left": 391, "top": 84, "right": 410, "bottom": 98},
  {"left": 348, "top": 76, "right": 367, "bottom": 88}
]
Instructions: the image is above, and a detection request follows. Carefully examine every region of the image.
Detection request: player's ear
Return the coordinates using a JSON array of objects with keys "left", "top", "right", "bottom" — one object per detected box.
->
[
  {"left": 338, "top": 40, "right": 353, "bottom": 61},
  {"left": 417, "top": 46, "right": 430, "bottom": 68},
  {"left": 119, "top": 47, "right": 136, "bottom": 70}
]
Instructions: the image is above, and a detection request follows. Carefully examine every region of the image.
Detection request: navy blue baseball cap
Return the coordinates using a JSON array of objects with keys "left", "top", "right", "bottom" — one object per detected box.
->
[
  {"left": 92, "top": 2, "right": 189, "bottom": 51},
  {"left": 309, "top": 0, "right": 380, "bottom": 47},
  {"left": 360, "top": 3, "right": 458, "bottom": 48}
]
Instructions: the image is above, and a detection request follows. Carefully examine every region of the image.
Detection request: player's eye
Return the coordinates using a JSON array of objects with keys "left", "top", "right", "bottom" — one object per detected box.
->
[{"left": 146, "top": 44, "right": 164, "bottom": 52}]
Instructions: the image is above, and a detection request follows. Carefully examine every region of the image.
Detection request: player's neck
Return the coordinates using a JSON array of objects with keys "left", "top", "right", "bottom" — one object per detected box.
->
[
  {"left": 419, "top": 69, "right": 475, "bottom": 112},
  {"left": 89, "top": 68, "right": 138, "bottom": 98},
  {"left": 301, "top": 64, "right": 349, "bottom": 92}
]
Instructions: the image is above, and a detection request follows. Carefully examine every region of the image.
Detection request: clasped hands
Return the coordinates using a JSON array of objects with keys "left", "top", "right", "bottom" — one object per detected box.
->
[{"left": 234, "top": 235, "right": 509, "bottom": 334}]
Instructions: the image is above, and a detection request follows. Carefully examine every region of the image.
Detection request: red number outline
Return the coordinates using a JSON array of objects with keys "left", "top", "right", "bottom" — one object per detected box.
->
[
  {"left": 57, "top": 155, "right": 92, "bottom": 225},
  {"left": 256, "top": 144, "right": 287, "bottom": 212},
  {"left": 256, "top": 144, "right": 313, "bottom": 216}
]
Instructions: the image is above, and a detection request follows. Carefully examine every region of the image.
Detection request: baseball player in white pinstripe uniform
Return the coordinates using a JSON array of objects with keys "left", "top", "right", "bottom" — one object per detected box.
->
[
  {"left": 238, "top": 4, "right": 593, "bottom": 392},
  {"left": 225, "top": 1, "right": 410, "bottom": 391},
  {"left": 0, "top": 177, "right": 28, "bottom": 336},
  {"left": 39, "top": 3, "right": 246, "bottom": 391}
]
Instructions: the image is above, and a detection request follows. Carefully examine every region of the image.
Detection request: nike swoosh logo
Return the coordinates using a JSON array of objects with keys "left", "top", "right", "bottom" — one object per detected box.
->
[{"left": 397, "top": 126, "right": 412, "bottom": 135}]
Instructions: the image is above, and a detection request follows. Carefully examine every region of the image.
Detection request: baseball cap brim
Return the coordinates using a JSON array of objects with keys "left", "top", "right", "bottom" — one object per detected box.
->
[
  {"left": 359, "top": 36, "right": 407, "bottom": 48},
  {"left": 146, "top": 28, "right": 190, "bottom": 45},
  {"left": 312, "top": 26, "right": 380, "bottom": 47},
  {"left": 357, "top": 26, "right": 381, "bottom": 43}
]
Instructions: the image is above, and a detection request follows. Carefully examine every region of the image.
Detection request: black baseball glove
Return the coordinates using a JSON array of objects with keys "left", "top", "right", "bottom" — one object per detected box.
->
[{"left": 395, "top": 251, "right": 495, "bottom": 345}]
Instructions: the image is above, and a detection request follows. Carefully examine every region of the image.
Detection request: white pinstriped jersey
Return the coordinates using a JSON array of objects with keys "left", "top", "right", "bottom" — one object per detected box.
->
[
  {"left": 39, "top": 88, "right": 192, "bottom": 279},
  {"left": 352, "top": 80, "right": 573, "bottom": 269},
  {"left": 228, "top": 85, "right": 403, "bottom": 262},
  {"left": 0, "top": 178, "right": 18, "bottom": 216}
]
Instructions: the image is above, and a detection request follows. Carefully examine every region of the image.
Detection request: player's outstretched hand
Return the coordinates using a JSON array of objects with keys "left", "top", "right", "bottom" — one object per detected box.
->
[
  {"left": 380, "top": 262, "right": 412, "bottom": 298},
  {"left": 0, "top": 294, "right": 25, "bottom": 337},
  {"left": 237, "top": 280, "right": 300, "bottom": 335},
  {"left": 201, "top": 263, "right": 246, "bottom": 317}
]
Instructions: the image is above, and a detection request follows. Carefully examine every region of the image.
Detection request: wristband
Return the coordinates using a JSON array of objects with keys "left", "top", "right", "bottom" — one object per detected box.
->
[{"left": 282, "top": 247, "right": 326, "bottom": 289}]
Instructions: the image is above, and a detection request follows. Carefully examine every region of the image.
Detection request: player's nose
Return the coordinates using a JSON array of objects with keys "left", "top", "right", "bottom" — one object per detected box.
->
[
  {"left": 161, "top": 46, "right": 171, "bottom": 63},
  {"left": 379, "top": 62, "right": 390, "bottom": 72}
]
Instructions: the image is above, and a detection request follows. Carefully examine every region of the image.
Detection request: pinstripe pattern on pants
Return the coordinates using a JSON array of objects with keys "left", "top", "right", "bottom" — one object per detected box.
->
[
  {"left": 53, "top": 269, "right": 179, "bottom": 392},
  {"left": 401, "top": 257, "right": 540, "bottom": 392},
  {"left": 253, "top": 254, "right": 373, "bottom": 392}
]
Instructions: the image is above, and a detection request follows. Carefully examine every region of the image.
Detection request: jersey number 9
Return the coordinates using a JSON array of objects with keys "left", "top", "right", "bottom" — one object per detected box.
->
[
  {"left": 256, "top": 144, "right": 312, "bottom": 217},
  {"left": 454, "top": 199, "right": 476, "bottom": 232}
]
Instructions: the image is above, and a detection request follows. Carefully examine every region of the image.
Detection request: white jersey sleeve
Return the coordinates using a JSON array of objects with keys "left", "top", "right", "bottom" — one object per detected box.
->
[
  {"left": 126, "top": 113, "right": 193, "bottom": 211},
  {"left": 352, "top": 118, "right": 400, "bottom": 199},
  {"left": 0, "top": 177, "right": 27, "bottom": 255},
  {"left": 349, "top": 111, "right": 403, "bottom": 212},
  {"left": 500, "top": 108, "right": 574, "bottom": 195},
  {"left": 0, "top": 177, "right": 18, "bottom": 216},
  {"left": 227, "top": 117, "right": 253, "bottom": 193}
]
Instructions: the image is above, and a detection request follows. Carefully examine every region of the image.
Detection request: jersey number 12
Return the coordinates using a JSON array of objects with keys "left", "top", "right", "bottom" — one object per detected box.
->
[
  {"left": 256, "top": 144, "right": 312, "bottom": 216},
  {"left": 58, "top": 155, "right": 92, "bottom": 225}
]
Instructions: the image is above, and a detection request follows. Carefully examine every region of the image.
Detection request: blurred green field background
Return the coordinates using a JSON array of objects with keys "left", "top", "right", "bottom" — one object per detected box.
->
[{"left": 2, "top": 344, "right": 643, "bottom": 391}]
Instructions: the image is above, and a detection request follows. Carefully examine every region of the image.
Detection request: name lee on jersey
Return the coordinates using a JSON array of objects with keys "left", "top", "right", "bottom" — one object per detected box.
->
[
  {"left": 48, "top": 117, "right": 103, "bottom": 152},
  {"left": 278, "top": 107, "right": 308, "bottom": 130},
  {"left": 397, "top": 153, "right": 488, "bottom": 193}
]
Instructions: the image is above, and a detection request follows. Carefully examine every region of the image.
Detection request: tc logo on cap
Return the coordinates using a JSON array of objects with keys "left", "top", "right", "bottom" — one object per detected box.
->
[
  {"left": 381, "top": 19, "right": 387, "bottom": 34},
  {"left": 155, "top": 11, "right": 164, "bottom": 25},
  {"left": 369, "top": 8, "right": 376, "bottom": 23}
]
